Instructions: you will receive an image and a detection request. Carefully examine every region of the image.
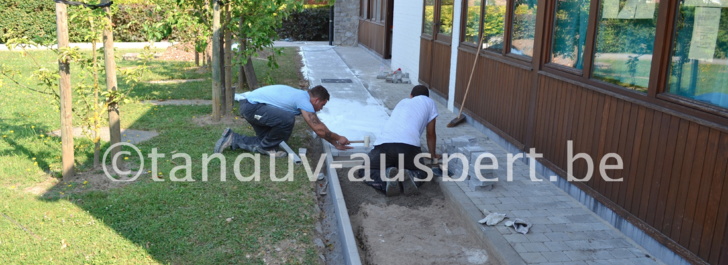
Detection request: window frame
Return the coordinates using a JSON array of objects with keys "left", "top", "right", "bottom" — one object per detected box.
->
[{"left": 538, "top": 0, "right": 728, "bottom": 120}]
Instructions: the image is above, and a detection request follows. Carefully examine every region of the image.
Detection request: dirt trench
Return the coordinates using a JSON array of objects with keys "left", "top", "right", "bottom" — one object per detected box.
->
[{"left": 334, "top": 167, "right": 494, "bottom": 265}]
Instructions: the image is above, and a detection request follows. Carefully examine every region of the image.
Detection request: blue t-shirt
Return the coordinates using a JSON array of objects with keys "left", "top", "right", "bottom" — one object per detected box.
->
[{"left": 245, "top": 85, "right": 315, "bottom": 115}]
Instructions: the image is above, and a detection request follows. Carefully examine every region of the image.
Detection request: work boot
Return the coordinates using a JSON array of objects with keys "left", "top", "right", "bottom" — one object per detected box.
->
[
  {"left": 402, "top": 169, "right": 420, "bottom": 195},
  {"left": 214, "top": 128, "right": 234, "bottom": 153},
  {"left": 254, "top": 146, "right": 288, "bottom": 158},
  {"left": 384, "top": 167, "right": 401, "bottom": 197}
]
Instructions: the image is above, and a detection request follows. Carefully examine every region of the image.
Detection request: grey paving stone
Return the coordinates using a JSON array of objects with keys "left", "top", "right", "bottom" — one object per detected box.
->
[
  {"left": 520, "top": 252, "right": 548, "bottom": 263},
  {"left": 545, "top": 241, "right": 572, "bottom": 251},
  {"left": 503, "top": 233, "right": 530, "bottom": 243},
  {"left": 541, "top": 251, "right": 573, "bottom": 262},
  {"left": 543, "top": 231, "right": 570, "bottom": 241},
  {"left": 564, "top": 250, "right": 593, "bottom": 261}
]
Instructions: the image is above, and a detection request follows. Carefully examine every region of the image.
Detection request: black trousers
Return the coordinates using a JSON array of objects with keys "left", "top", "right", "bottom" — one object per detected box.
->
[
  {"left": 232, "top": 99, "right": 295, "bottom": 151},
  {"left": 359, "top": 143, "right": 428, "bottom": 190}
]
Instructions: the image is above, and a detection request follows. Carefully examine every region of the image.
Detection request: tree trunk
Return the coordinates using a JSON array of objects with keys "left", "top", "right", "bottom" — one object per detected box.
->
[
  {"left": 211, "top": 0, "right": 222, "bottom": 121},
  {"left": 238, "top": 17, "right": 246, "bottom": 91},
  {"left": 224, "top": 5, "right": 233, "bottom": 115},
  {"left": 103, "top": 0, "right": 122, "bottom": 171},
  {"left": 55, "top": 2, "right": 74, "bottom": 178},
  {"left": 195, "top": 52, "right": 200, "bottom": 66}
]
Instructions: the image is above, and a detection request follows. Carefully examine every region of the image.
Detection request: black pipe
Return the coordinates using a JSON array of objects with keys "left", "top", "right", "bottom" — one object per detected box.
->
[{"left": 329, "top": 5, "right": 334, "bottom": 46}]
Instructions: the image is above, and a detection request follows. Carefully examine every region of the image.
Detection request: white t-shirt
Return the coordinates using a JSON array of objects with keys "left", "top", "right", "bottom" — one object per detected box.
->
[{"left": 374, "top": 95, "right": 439, "bottom": 147}]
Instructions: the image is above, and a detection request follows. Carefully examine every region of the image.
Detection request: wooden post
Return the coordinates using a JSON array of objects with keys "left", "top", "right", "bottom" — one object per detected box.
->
[
  {"left": 211, "top": 0, "right": 222, "bottom": 121},
  {"left": 224, "top": 4, "right": 233, "bottom": 115},
  {"left": 102, "top": 0, "right": 122, "bottom": 170},
  {"left": 55, "top": 2, "right": 74, "bottom": 178}
]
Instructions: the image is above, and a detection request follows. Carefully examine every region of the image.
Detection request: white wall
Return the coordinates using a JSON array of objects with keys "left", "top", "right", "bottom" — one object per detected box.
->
[
  {"left": 447, "top": 0, "right": 463, "bottom": 111},
  {"left": 390, "top": 1, "right": 424, "bottom": 84}
]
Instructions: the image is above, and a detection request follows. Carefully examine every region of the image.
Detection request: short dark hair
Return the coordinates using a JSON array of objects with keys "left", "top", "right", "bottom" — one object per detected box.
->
[
  {"left": 410, "top": 85, "right": 430, "bottom": 97},
  {"left": 308, "top": 85, "right": 330, "bottom": 101}
]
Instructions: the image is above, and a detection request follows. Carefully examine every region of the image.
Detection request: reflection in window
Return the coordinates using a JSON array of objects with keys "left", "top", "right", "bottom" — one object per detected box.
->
[
  {"left": 438, "top": 0, "right": 455, "bottom": 35},
  {"left": 511, "top": 0, "right": 538, "bottom": 58},
  {"left": 668, "top": 3, "right": 728, "bottom": 109},
  {"left": 551, "top": 0, "right": 590, "bottom": 69},
  {"left": 483, "top": 0, "right": 506, "bottom": 52},
  {"left": 464, "top": 0, "right": 482, "bottom": 44},
  {"left": 592, "top": 0, "right": 658, "bottom": 93},
  {"left": 424, "top": 0, "right": 435, "bottom": 36}
]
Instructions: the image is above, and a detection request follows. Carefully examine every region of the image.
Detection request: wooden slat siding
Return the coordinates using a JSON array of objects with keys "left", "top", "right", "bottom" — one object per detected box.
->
[
  {"left": 705, "top": 135, "right": 728, "bottom": 263},
  {"left": 691, "top": 129, "right": 720, "bottom": 254},
  {"left": 527, "top": 75, "right": 728, "bottom": 263},
  {"left": 452, "top": 51, "right": 531, "bottom": 146},
  {"left": 358, "top": 20, "right": 386, "bottom": 57},
  {"left": 672, "top": 123, "right": 700, "bottom": 239},
  {"left": 638, "top": 110, "right": 661, "bottom": 220},
  {"left": 663, "top": 119, "right": 690, "bottom": 235},
  {"left": 419, "top": 38, "right": 432, "bottom": 86},
  {"left": 680, "top": 126, "right": 710, "bottom": 250}
]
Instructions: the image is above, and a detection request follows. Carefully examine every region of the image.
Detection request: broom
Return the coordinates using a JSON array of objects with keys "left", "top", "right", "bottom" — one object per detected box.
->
[{"left": 447, "top": 33, "right": 485, "bottom": 127}]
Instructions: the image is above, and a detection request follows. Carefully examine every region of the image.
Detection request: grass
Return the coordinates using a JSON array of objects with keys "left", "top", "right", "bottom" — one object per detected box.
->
[{"left": 0, "top": 45, "right": 321, "bottom": 264}]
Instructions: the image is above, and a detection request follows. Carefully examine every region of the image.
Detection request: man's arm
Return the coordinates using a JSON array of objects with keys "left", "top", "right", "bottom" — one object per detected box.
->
[
  {"left": 301, "top": 110, "right": 353, "bottom": 150},
  {"left": 426, "top": 118, "right": 440, "bottom": 159}
]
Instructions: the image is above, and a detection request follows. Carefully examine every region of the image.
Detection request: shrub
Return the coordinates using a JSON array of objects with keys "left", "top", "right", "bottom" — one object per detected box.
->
[
  {"left": 0, "top": 0, "right": 57, "bottom": 44},
  {"left": 277, "top": 6, "right": 330, "bottom": 41}
]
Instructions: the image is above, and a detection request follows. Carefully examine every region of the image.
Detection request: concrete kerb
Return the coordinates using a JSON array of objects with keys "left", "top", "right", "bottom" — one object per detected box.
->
[
  {"left": 438, "top": 179, "right": 526, "bottom": 265},
  {"left": 322, "top": 141, "right": 363, "bottom": 265}
]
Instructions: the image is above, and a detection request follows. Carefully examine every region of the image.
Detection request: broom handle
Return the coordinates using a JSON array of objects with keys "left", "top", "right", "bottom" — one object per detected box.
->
[{"left": 456, "top": 33, "right": 485, "bottom": 118}]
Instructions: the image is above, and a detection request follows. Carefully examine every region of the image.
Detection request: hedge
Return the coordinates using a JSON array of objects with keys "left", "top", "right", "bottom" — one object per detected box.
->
[
  {"left": 277, "top": 6, "right": 330, "bottom": 41},
  {"left": 0, "top": 1, "right": 162, "bottom": 44}
]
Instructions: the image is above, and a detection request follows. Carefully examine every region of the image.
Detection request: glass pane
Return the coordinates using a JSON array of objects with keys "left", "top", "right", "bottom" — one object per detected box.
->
[
  {"left": 439, "top": 0, "right": 454, "bottom": 35},
  {"left": 667, "top": 3, "right": 728, "bottom": 109},
  {"left": 424, "top": 0, "right": 435, "bottom": 35},
  {"left": 592, "top": 0, "right": 658, "bottom": 93},
  {"left": 551, "top": 0, "right": 590, "bottom": 69},
  {"left": 511, "top": 0, "right": 538, "bottom": 58},
  {"left": 483, "top": 0, "right": 507, "bottom": 52},
  {"left": 464, "top": 0, "right": 482, "bottom": 44}
]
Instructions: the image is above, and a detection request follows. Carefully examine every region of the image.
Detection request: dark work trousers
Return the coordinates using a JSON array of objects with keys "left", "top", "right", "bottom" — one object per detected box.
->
[
  {"left": 231, "top": 99, "right": 295, "bottom": 151},
  {"left": 359, "top": 143, "right": 428, "bottom": 191}
]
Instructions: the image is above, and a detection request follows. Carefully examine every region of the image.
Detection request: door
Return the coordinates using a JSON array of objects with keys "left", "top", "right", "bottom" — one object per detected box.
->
[{"left": 419, "top": 0, "right": 453, "bottom": 98}]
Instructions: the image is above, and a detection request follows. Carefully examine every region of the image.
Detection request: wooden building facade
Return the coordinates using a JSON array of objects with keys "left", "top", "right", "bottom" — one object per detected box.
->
[{"left": 358, "top": 0, "right": 728, "bottom": 264}]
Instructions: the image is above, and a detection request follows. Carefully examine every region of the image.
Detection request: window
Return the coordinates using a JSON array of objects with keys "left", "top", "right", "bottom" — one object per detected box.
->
[
  {"left": 360, "top": 0, "right": 368, "bottom": 18},
  {"left": 667, "top": 1, "right": 728, "bottom": 109},
  {"left": 423, "top": 0, "right": 435, "bottom": 36},
  {"left": 550, "top": 0, "right": 590, "bottom": 69},
  {"left": 483, "top": 0, "right": 507, "bottom": 52},
  {"left": 464, "top": 0, "right": 482, "bottom": 44},
  {"left": 510, "top": 0, "right": 538, "bottom": 58},
  {"left": 592, "top": 0, "right": 659, "bottom": 93},
  {"left": 438, "top": 0, "right": 455, "bottom": 35}
]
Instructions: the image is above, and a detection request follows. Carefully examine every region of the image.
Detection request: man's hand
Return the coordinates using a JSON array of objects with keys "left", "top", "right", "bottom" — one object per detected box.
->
[{"left": 334, "top": 136, "right": 353, "bottom": 150}]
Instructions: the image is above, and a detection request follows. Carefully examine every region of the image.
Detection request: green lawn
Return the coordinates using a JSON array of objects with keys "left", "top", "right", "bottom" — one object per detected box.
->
[{"left": 0, "top": 46, "right": 321, "bottom": 264}]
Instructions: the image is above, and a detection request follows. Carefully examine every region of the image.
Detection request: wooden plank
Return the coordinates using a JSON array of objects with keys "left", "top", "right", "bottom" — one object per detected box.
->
[
  {"left": 625, "top": 106, "right": 646, "bottom": 213},
  {"left": 611, "top": 100, "right": 629, "bottom": 205},
  {"left": 669, "top": 122, "right": 699, "bottom": 239},
  {"left": 698, "top": 133, "right": 728, "bottom": 264},
  {"left": 639, "top": 110, "right": 662, "bottom": 221},
  {"left": 678, "top": 125, "right": 709, "bottom": 248},
  {"left": 597, "top": 96, "right": 616, "bottom": 196},
  {"left": 554, "top": 80, "right": 568, "bottom": 169},
  {"left": 585, "top": 90, "right": 599, "bottom": 188},
  {"left": 632, "top": 108, "right": 653, "bottom": 216},
  {"left": 655, "top": 115, "right": 683, "bottom": 233},
  {"left": 690, "top": 128, "right": 720, "bottom": 255},
  {"left": 574, "top": 87, "right": 588, "bottom": 183},
  {"left": 708, "top": 134, "right": 728, "bottom": 263}
]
